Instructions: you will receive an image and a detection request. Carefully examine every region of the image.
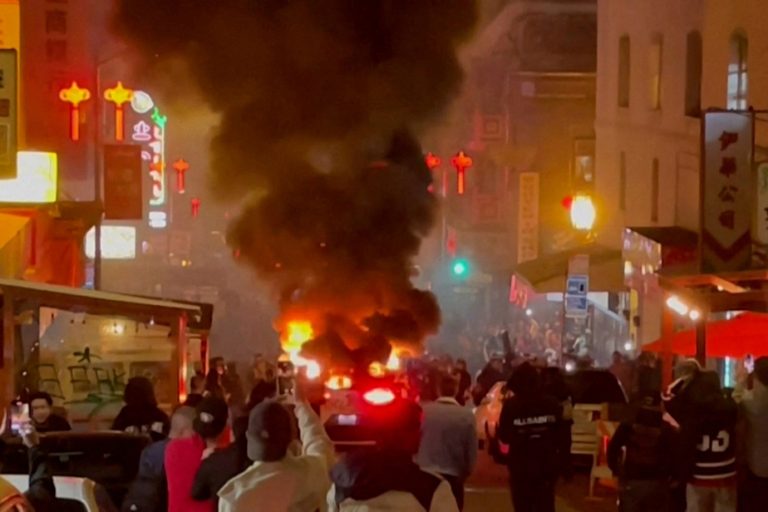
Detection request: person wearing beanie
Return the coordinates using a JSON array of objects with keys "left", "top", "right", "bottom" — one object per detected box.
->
[
  {"left": 738, "top": 356, "right": 768, "bottom": 512},
  {"left": 217, "top": 379, "right": 334, "bottom": 512},
  {"left": 497, "top": 362, "right": 563, "bottom": 512},
  {"left": 165, "top": 396, "right": 228, "bottom": 512},
  {"left": 327, "top": 398, "right": 459, "bottom": 511}
]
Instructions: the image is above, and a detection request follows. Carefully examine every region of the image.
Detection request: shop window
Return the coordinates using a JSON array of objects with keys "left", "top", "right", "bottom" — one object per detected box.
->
[
  {"left": 727, "top": 32, "right": 748, "bottom": 110},
  {"left": 27, "top": 309, "right": 175, "bottom": 427},
  {"left": 618, "top": 35, "right": 631, "bottom": 107},
  {"left": 685, "top": 31, "right": 702, "bottom": 117},
  {"left": 619, "top": 152, "right": 627, "bottom": 211},
  {"left": 649, "top": 35, "right": 663, "bottom": 110},
  {"left": 45, "top": 10, "right": 67, "bottom": 35},
  {"left": 45, "top": 40, "right": 67, "bottom": 62},
  {"left": 651, "top": 158, "right": 660, "bottom": 222}
]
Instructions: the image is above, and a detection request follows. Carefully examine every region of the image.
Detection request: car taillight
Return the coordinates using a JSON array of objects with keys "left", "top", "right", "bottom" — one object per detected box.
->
[{"left": 362, "top": 387, "right": 396, "bottom": 406}]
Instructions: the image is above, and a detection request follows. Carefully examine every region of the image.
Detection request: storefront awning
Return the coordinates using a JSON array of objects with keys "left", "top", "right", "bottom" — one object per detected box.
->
[
  {"left": 0, "top": 278, "right": 201, "bottom": 322},
  {"left": 515, "top": 244, "right": 625, "bottom": 293}
]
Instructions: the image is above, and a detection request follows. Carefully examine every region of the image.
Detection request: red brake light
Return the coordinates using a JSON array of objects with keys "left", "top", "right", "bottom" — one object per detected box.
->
[{"left": 362, "top": 387, "right": 396, "bottom": 406}]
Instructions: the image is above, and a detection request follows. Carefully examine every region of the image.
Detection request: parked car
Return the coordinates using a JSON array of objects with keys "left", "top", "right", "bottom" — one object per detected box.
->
[
  {"left": 2, "top": 474, "right": 116, "bottom": 512},
  {"left": 474, "top": 368, "right": 629, "bottom": 464},
  {"left": 1, "top": 431, "right": 149, "bottom": 508},
  {"left": 473, "top": 381, "right": 510, "bottom": 463}
]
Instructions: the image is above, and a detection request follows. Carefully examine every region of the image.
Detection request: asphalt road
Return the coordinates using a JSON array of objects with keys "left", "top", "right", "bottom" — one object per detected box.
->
[{"left": 464, "top": 450, "right": 617, "bottom": 512}]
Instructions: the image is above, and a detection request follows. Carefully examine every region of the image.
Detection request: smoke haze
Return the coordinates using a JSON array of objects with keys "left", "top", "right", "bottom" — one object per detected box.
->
[{"left": 112, "top": 0, "right": 477, "bottom": 366}]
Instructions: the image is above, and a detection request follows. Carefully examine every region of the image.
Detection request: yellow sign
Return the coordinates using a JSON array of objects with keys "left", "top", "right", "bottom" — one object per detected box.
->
[
  {"left": 0, "top": 0, "right": 20, "bottom": 51},
  {"left": 0, "top": 151, "right": 58, "bottom": 203}
]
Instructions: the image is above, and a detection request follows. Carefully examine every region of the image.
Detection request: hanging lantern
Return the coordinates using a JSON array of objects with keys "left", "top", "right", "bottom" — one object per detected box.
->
[
  {"left": 59, "top": 82, "right": 91, "bottom": 141},
  {"left": 191, "top": 197, "right": 201, "bottom": 218},
  {"left": 425, "top": 152, "right": 441, "bottom": 170},
  {"left": 103, "top": 81, "right": 134, "bottom": 142},
  {"left": 173, "top": 159, "right": 190, "bottom": 194},
  {"left": 451, "top": 150, "right": 473, "bottom": 195}
]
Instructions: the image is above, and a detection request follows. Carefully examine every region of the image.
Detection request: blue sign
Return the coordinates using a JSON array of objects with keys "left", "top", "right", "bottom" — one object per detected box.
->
[
  {"left": 565, "top": 296, "right": 589, "bottom": 315},
  {"left": 566, "top": 275, "right": 589, "bottom": 296}
]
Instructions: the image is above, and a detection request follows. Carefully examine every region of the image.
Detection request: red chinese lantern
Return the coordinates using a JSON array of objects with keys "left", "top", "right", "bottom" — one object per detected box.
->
[
  {"left": 191, "top": 197, "right": 201, "bottom": 218},
  {"left": 173, "top": 159, "right": 190, "bottom": 194},
  {"left": 451, "top": 150, "right": 473, "bottom": 195},
  {"left": 561, "top": 196, "right": 574, "bottom": 210},
  {"left": 425, "top": 152, "right": 441, "bottom": 170}
]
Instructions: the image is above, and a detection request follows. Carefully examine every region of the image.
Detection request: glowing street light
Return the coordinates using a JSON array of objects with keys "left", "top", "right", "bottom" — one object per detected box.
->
[
  {"left": 104, "top": 81, "right": 134, "bottom": 142},
  {"left": 570, "top": 194, "right": 596, "bottom": 231},
  {"left": 173, "top": 158, "right": 190, "bottom": 194},
  {"left": 59, "top": 81, "right": 91, "bottom": 141},
  {"left": 665, "top": 295, "right": 690, "bottom": 316},
  {"left": 451, "top": 150, "right": 473, "bottom": 195}
]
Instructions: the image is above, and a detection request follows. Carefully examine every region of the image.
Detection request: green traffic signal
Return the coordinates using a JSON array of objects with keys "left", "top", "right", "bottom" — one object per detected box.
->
[{"left": 451, "top": 258, "right": 469, "bottom": 277}]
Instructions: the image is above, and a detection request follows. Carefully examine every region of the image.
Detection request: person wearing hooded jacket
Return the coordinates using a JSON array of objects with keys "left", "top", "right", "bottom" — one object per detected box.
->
[
  {"left": 327, "top": 398, "right": 458, "bottom": 512},
  {"left": 497, "top": 362, "right": 562, "bottom": 512},
  {"left": 607, "top": 394, "right": 682, "bottom": 512}
]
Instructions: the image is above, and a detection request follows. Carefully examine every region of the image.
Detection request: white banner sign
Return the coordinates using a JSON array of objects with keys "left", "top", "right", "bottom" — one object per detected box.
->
[
  {"left": 517, "top": 172, "right": 539, "bottom": 264},
  {"left": 701, "top": 111, "right": 753, "bottom": 272}
]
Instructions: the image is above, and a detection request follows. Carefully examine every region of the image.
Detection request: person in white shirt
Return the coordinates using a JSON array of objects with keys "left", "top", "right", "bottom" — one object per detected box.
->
[
  {"left": 217, "top": 381, "right": 335, "bottom": 512},
  {"left": 416, "top": 373, "right": 477, "bottom": 510}
]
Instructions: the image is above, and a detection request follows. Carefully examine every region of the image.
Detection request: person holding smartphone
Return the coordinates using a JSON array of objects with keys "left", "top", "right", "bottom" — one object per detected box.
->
[
  {"left": 26, "top": 392, "right": 71, "bottom": 434},
  {"left": 0, "top": 422, "right": 57, "bottom": 511}
]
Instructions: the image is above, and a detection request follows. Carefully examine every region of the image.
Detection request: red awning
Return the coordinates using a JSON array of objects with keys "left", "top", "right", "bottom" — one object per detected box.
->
[{"left": 644, "top": 312, "right": 768, "bottom": 358}]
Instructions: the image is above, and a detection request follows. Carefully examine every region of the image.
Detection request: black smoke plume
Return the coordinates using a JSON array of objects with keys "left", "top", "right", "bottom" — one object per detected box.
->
[{"left": 112, "top": 1, "right": 477, "bottom": 367}]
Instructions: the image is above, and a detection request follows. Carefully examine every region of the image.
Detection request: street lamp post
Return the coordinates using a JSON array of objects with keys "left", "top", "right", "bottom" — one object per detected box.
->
[
  {"left": 92, "top": 49, "right": 128, "bottom": 290},
  {"left": 562, "top": 194, "right": 596, "bottom": 367}
]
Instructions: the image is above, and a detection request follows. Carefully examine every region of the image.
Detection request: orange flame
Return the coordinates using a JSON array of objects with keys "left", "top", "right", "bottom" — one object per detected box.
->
[
  {"left": 282, "top": 321, "right": 313, "bottom": 353},
  {"left": 326, "top": 374, "right": 352, "bottom": 390}
]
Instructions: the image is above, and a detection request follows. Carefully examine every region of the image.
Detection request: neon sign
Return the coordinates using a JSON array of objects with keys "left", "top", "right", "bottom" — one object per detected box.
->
[
  {"left": 59, "top": 81, "right": 91, "bottom": 141},
  {"left": 104, "top": 81, "right": 133, "bottom": 142}
]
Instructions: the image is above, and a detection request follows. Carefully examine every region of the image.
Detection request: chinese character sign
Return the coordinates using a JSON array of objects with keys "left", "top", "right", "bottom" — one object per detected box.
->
[
  {"left": 517, "top": 172, "right": 539, "bottom": 264},
  {"left": 0, "top": 49, "right": 17, "bottom": 178},
  {"left": 701, "top": 111, "right": 753, "bottom": 272},
  {"left": 104, "top": 144, "right": 143, "bottom": 220}
]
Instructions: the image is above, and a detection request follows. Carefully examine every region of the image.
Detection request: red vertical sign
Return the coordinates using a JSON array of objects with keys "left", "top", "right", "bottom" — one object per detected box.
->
[
  {"left": 701, "top": 112, "right": 753, "bottom": 272},
  {"left": 103, "top": 144, "right": 143, "bottom": 220}
]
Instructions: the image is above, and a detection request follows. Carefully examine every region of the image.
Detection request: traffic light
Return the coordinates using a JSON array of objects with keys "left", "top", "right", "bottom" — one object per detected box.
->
[{"left": 451, "top": 258, "right": 470, "bottom": 279}]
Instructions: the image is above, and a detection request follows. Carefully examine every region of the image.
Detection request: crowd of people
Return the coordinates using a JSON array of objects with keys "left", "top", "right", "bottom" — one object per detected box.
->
[{"left": 4, "top": 345, "right": 768, "bottom": 512}]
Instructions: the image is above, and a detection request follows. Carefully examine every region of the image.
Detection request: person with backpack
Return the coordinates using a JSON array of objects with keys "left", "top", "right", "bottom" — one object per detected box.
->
[{"left": 608, "top": 394, "right": 682, "bottom": 512}]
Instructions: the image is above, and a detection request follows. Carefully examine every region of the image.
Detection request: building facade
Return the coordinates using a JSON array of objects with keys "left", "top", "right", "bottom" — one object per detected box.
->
[{"left": 595, "top": 0, "right": 768, "bottom": 345}]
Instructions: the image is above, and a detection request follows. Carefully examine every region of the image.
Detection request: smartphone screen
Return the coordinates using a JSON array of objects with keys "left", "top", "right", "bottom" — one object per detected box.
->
[
  {"left": 277, "top": 361, "right": 295, "bottom": 398},
  {"left": 9, "top": 402, "right": 29, "bottom": 435}
]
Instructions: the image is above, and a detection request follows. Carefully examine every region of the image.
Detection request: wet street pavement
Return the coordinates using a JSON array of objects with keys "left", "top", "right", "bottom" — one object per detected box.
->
[{"left": 465, "top": 450, "right": 617, "bottom": 512}]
